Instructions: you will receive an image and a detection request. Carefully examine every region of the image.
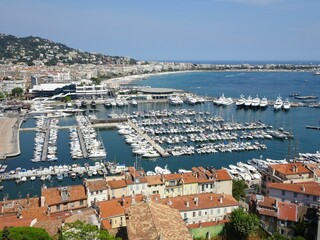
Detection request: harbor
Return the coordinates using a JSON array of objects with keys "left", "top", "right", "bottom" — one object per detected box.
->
[{"left": 0, "top": 71, "right": 320, "bottom": 199}]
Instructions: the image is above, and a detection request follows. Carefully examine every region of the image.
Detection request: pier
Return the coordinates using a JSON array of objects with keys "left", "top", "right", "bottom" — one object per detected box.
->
[
  {"left": 41, "top": 120, "right": 51, "bottom": 161},
  {"left": 127, "top": 119, "right": 170, "bottom": 157},
  {"left": 20, "top": 122, "right": 121, "bottom": 131},
  {"left": 77, "top": 127, "right": 89, "bottom": 158}
]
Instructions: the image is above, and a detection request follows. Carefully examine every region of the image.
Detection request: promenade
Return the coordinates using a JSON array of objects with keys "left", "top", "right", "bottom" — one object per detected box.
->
[{"left": 0, "top": 117, "right": 21, "bottom": 159}]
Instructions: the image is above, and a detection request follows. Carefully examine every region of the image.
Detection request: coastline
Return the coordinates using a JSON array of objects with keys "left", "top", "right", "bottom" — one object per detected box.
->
[{"left": 103, "top": 69, "right": 312, "bottom": 85}]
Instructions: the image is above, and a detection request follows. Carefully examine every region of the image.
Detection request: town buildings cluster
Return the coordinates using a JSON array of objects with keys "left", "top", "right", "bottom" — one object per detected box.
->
[{"left": 0, "top": 163, "right": 319, "bottom": 239}]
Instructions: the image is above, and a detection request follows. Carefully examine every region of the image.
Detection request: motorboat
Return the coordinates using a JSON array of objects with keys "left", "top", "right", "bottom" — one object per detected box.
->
[
  {"left": 131, "top": 99, "right": 138, "bottom": 106},
  {"left": 273, "top": 96, "right": 283, "bottom": 110},
  {"left": 221, "top": 97, "right": 233, "bottom": 106},
  {"left": 155, "top": 165, "right": 171, "bottom": 175},
  {"left": 213, "top": 94, "right": 226, "bottom": 106},
  {"left": 282, "top": 99, "right": 291, "bottom": 110},
  {"left": 251, "top": 95, "right": 260, "bottom": 107},
  {"left": 244, "top": 96, "right": 252, "bottom": 107},
  {"left": 259, "top": 97, "right": 268, "bottom": 108},
  {"left": 235, "top": 94, "right": 245, "bottom": 107}
]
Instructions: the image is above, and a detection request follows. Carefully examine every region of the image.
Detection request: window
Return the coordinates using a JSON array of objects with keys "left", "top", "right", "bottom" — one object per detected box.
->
[
  {"left": 184, "top": 213, "right": 187, "bottom": 219},
  {"left": 199, "top": 211, "right": 202, "bottom": 216},
  {"left": 294, "top": 192, "right": 297, "bottom": 198},
  {"left": 80, "top": 200, "right": 84, "bottom": 205},
  {"left": 217, "top": 209, "right": 220, "bottom": 214},
  {"left": 56, "top": 204, "right": 60, "bottom": 210},
  {"left": 313, "top": 196, "right": 317, "bottom": 202},
  {"left": 210, "top": 209, "right": 213, "bottom": 215},
  {"left": 282, "top": 190, "right": 285, "bottom": 196},
  {"left": 224, "top": 208, "right": 227, "bottom": 213},
  {"left": 193, "top": 212, "right": 196, "bottom": 217}
]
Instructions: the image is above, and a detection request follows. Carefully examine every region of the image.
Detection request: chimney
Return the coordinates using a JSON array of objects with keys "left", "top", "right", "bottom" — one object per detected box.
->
[
  {"left": 40, "top": 196, "right": 45, "bottom": 207},
  {"left": 210, "top": 196, "right": 213, "bottom": 201},
  {"left": 186, "top": 201, "right": 190, "bottom": 207},
  {"left": 194, "top": 197, "right": 199, "bottom": 206},
  {"left": 301, "top": 185, "right": 305, "bottom": 192},
  {"left": 219, "top": 195, "right": 223, "bottom": 204}
]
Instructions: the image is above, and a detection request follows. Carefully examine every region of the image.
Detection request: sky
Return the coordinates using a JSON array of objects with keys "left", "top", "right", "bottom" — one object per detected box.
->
[{"left": 0, "top": 0, "right": 319, "bottom": 61}]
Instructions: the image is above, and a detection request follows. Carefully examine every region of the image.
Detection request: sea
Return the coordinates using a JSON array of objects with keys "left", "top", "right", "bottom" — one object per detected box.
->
[{"left": 1, "top": 70, "right": 320, "bottom": 200}]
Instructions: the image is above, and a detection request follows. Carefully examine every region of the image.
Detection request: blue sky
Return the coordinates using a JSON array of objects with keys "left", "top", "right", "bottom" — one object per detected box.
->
[{"left": 0, "top": 0, "right": 319, "bottom": 61}]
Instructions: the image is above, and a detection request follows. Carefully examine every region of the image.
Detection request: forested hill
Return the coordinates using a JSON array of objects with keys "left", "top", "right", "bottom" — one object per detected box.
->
[{"left": 0, "top": 33, "right": 137, "bottom": 66}]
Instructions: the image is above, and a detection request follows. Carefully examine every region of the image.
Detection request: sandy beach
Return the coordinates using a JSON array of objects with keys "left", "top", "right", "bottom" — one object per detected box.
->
[
  {"left": 0, "top": 117, "right": 20, "bottom": 158},
  {"left": 103, "top": 71, "right": 194, "bottom": 85}
]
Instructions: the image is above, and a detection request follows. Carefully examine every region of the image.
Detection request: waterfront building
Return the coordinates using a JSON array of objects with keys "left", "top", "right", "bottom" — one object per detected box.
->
[
  {"left": 41, "top": 185, "right": 87, "bottom": 214},
  {"left": 29, "top": 83, "right": 76, "bottom": 98},
  {"left": 181, "top": 172, "right": 199, "bottom": 196},
  {"left": 106, "top": 179, "right": 127, "bottom": 199},
  {"left": 266, "top": 182, "right": 320, "bottom": 208},
  {"left": 84, "top": 178, "right": 108, "bottom": 207},
  {"left": 260, "top": 162, "right": 314, "bottom": 194},
  {"left": 1, "top": 79, "right": 25, "bottom": 93}
]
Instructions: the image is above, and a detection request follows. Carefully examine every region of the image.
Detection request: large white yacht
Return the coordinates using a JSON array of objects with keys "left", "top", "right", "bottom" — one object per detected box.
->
[
  {"left": 259, "top": 97, "right": 268, "bottom": 108},
  {"left": 244, "top": 95, "right": 252, "bottom": 107},
  {"left": 282, "top": 98, "right": 291, "bottom": 110},
  {"left": 273, "top": 96, "right": 283, "bottom": 110},
  {"left": 251, "top": 95, "right": 261, "bottom": 108},
  {"left": 235, "top": 94, "right": 245, "bottom": 107}
]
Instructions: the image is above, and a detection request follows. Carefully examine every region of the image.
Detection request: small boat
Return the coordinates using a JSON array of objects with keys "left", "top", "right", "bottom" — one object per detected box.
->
[
  {"left": 30, "top": 176, "right": 36, "bottom": 181},
  {"left": 40, "top": 175, "right": 46, "bottom": 181},
  {"left": 21, "top": 176, "right": 27, "bottom": 182},
  {"left": 235, "top": 94, "right": 245, "bottom": 107},
  {"left": 259, "top": 97, "right": 268, "bottom": 108},
  {"left": 273, "top": 96, "right": 283, "bottom": 110},
  {"left": 70, "top": 172, "right": 77, "bottom": 179},
  {"left": 87, "top": 170, "right": 93, "bottom": 177},
  {"left": 282, "top": 99, "right": 291, "bottom": 110},
  {"left": 57, "top": 173, "right": 63, "bottom": 181},
  {"left": 91, "top": 100, "right": 96, "bottom": 108}
]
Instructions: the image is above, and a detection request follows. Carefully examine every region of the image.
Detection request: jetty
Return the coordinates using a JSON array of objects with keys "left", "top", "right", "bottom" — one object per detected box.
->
[
  {"left": 127, "top": 119, "right": 170, "bottom": 157},
  {"left": 77, "top": 127, "right": 89, "bottom": 158},
  {"left": 41, "top": 122, "right": 51, "bottom": 161}
]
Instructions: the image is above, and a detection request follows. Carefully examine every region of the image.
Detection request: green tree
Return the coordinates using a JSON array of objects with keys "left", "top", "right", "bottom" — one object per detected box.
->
[
  {"left": 291, "top": 236, "right": 305, "bottom": 240},
  {"left": 232, "top": 179, "right": 246, "bottom": 201},
  {"left": 227, "top": 208, "right": 259, "bottom": 240},
  {"left": 58, "top": 220, "right": 120, "bottom": 240},
  {"left": 267, "top": 233, "right": 289, "bottom": 240},
  {"left": 0, "top": 92, "right": 5, "bottom": 100},
  {"left": 63, "top": 95, "right": 71, "bottom": 103},
  {"left": 0, "top": 226, "right": 52, "bottom": 240},
  {"left": 293, "top": 219, "right": 308, "bottom": 237},
  {"left": 11, "top": 87, "right": 24, "bottom": 97}
]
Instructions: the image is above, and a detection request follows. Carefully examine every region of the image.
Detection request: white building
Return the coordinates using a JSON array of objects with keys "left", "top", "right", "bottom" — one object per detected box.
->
[{"left": 2, "top": 79, "right": 25, "bottom": 93}]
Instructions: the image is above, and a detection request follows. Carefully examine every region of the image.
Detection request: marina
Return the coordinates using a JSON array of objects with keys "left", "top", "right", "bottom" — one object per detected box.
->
[{"left": 0, "top": 70, "right": 320, "bottom": 199}]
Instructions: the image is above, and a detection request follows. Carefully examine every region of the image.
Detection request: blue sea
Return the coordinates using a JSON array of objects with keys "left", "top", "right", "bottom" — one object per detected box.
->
[{"left": 1, "top": 71, "right": 320, "bottom": 200}]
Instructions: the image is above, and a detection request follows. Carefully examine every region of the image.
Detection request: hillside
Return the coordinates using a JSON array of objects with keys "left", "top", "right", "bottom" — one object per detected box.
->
[{"left": 0, "top": 33, "right": 137, "bottom": 66}]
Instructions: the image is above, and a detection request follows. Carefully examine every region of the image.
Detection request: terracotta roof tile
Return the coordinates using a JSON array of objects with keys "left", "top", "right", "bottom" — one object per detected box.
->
[
  {"left": 270, "top": 162, "right": 311, "bottom": 175},
  {"left": 107, "top": 179, "right": 127, "bottom": 189},
  {"left": 85, "top": 179, "right": 107, "bottom": 192},
  {"left": 0, "top": 215, "right": 33, "bottom": 230},
  {"left": 126, "top": 202, "right": 192, "bottom": 240},
  {"left": 188, "top": 219, "right": 229, "bottom": 229},
  {"left": 267, "top": 182, "right": 320, "bottom": 196},
  {"left": 159, "top": 193, "right": 238, "bottom": 211},
  {"left": 258, "top": 196, "right": 276, "bottom": 208},
  {"left": 164, "top": 173, "right": 182, "bottom": 181},
  {"left": 182, "top": 172, "right": 199, "bottom": 184},
  {"left": 215, "top": 169, "right": 232, "bottom": 181},
  {"left": 146, "top": 175, "right": 164, "bottom": 186},
  {"left": 41, "top": 185, "right": 86, "bottom": 206},
  {"left": 98, "top": 199, "right": 125, "bottom": 218},
  {"left": 277, "top": 201, "right": 298, "bottom": 222},
  {"left": 101, "top": 219, "right": 112, "bottom": 229},
  {"left": 258, "top": 209, "right": 277, "bottom": 217}
]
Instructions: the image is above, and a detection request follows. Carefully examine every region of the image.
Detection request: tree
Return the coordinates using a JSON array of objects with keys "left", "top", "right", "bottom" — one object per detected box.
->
[
  {"left": 0, "top": 226, "right": 52, "bottom": 240},
  {"left": 232, "top": 179, "right": 247, "bottom": 201},
  {"left": 227, "top": 208, "right": 259, "bottom": 240},
  {"left": 57, "top": 220, "right": 120, "bottom": 240},
  {"left": 0, "top": 92, "right": 5, "bottom": 100},
  {"left": 63, "top": 95, "right": 71, "bottom": 103},
  {"left": 267, "top": 233, "right": 289, "bottom": 240},
  {"left": 11, "top": 87, "right": 24, "bottom": 97}
]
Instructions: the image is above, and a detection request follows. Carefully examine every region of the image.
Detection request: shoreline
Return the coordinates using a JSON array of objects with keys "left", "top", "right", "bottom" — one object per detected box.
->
[{"left": 103, "top": 69, "right": 313, "bottom": 85}]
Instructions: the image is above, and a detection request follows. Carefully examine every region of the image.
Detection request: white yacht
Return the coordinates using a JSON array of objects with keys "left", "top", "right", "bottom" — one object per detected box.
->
[
  {"left": 259, "top": 97, "right": 268, "bottom": 108},
  {"left": 251, "top": 95, "right": 260, "bottom": 107},
  {"left": 131, "top": 99, "right": 138, "bottom": 106},
  {"left": 282, "top": 99, "right": 291, "bottom": 110},
  {"left": 155, "top": 165, "right": 171, "bottom": 175},
  {"left": 169, "top": 96, "right": 183, "bottom": 105},
  {"left": 221, "top": 97, "right": 233, "bottom": 106},
  {"left": 273, "top": 96, "right": 283, "bottom": 110},
  {"left": 244, "top": 96, "right": 252, "bottom": 107},
  {"left": 235, "top": 94, "right": 245, "bottom": 107},
  {"left": 213, "top": 94, "right": 226, "bottom": 106},
  {"left": 109, "top": 164, "right": 128, "bottom": 174}
]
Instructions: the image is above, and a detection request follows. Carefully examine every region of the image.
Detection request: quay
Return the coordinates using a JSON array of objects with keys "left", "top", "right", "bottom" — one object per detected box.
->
[
  {"left": 20, "top": 122, "right": 121, "bottom": 131},
  {"left": 127, "top": 119, "right": 170, "bottom": 157},
  {"left": 41, "top": 120, "right": 51, "bottom": 161},
  {"left": 77, "top": 127, "right": 89, "bottom": 158},
  {"left": 0, "top": 162, "right": 107, "bottom": 182}
]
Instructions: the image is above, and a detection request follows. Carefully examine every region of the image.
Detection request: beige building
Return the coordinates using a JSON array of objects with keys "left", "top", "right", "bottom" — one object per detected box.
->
[
  {"left": 84, "top": 178, "right": 108, "bottom": 206},
  {"left": 41, "top": 185, "right": 87, "bottom": 214}
]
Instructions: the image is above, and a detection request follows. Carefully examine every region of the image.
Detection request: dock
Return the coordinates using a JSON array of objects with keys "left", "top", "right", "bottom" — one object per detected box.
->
[
  {"left": 41, "top": 120, "right": 51, "bottom": 161},
  {"left": 20, "top": 122, "right": 120, "bottom": 131},
  {"left": 77, "top": 127, "right": 89, "bottom": 158},
  {"left": 127, "top": 119, "right": 170, "bottom": 157}
]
